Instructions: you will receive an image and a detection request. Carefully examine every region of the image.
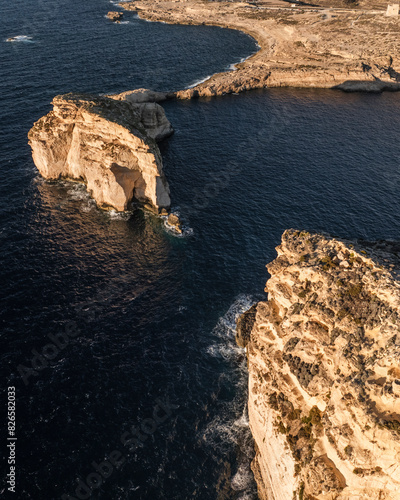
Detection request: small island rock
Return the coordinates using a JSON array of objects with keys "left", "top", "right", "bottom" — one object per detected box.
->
[
  {"left": 107, "top": 11, "right": 123, "bottom": 22},
  {"left": 28, "top": 93, "right": 172, "bottom": 212}
]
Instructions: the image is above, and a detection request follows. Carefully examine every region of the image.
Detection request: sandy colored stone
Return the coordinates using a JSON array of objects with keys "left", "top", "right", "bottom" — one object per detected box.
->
[
  {"left": 28, "top": 93, "right": 172, "bottom": 211},
  {"left": 107, "top": 11, "right": 124, "bottom": 22},
  {"left": 120, "top": 0, "right": 400, "bottom": 96},
  {"left": 109, "top": 88, "right": 175, "bottom": 103},
  {"left": 240, "top": 229, "right": 400, "bottom": 499},
  {"left": 167, "top": 213, "right": 182, "bottom": 233}
]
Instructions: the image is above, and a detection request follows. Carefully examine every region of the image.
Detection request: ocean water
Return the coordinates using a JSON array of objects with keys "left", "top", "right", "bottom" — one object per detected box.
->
[{"left": 1, "top": 0, "right": 400, "bottom": 499}]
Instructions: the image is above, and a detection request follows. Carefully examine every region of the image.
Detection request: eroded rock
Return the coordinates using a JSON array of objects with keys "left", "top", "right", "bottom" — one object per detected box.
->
[
  {"left": 241, "top": 229, "right": 400, "bottom": 499},
  {"left": 28, "top": 93, "right": 172, "bottom": 212},
  {"left": 107, "top": 11, "right": 123, "bottom": 22},
  {"left": 166, "top": 213, "right": 182, "bottom": 234}
]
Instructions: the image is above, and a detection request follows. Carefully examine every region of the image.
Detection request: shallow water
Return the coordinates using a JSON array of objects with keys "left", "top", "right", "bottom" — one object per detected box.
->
[{"left": 1, "top": 0, "right": 400, "bottom": 499}]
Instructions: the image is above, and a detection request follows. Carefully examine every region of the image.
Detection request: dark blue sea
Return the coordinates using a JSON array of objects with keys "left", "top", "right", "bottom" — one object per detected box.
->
[{"left": 1, "top": 0, "right": 400, "bottom": 499}]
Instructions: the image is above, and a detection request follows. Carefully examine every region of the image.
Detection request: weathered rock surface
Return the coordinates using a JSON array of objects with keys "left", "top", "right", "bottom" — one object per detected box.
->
[
  {"left": 120, "top": 0, "right": 400, "bottom": 96},
  {"left": 107, "top": 11, "right": 123, "bottom": 22},
  {"left": 28, "top": 93, "right": 172, "bottom": 211},
  {"left": 109, "top": 88, "right": 175, "bottom": 103},
  {"left": 166, "top": 213, "right": 182, "bottom": 234},
  {"left": 239, "top": 229, "right": 400, "bottom": 499}
]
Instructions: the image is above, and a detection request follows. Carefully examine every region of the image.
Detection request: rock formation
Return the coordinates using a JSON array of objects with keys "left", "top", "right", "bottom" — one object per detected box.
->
[
  {"left": 107, "top": 11, "right": 123, "bottom": 22},
  {"left": 28, "top": 93, "right": 172, "bottom": 212},
  {"left": 238, "top": 229, "right": 400, "bottom": 499},
  {"left": 109, "top": 88, "right": 174, "bottom": 103},
  {"left": 166, "top": 213, "right": 182, "bottom": 234},
  {"left": 120, "top": 0, "right": 400, "bottom": 96}
]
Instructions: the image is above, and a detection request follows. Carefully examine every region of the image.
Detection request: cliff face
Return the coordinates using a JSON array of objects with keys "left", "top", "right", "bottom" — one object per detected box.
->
[
  {"left": 239, "top": 229, "right": 400, "bottom": 499},
  {"left": 28, "top": 93, "right": 172, "bottom": 211}
]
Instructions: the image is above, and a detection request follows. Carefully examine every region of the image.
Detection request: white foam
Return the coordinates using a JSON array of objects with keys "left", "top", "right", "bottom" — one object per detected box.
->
[
  {"left": 231, "top": 463, "right": 254, "bottom": 491},
  {"left": 107, "top": 209, "right": 132, "bottom": 220},
  {"left": 200, "top": 295, "right": 258, "bottom": 494},
  {"left": 212, "top": 294, "right": 255, "bottom": 341},
  {"left": 186, "top": 75, "right": 212, "bottom": 89},
  {"left": 80, "top": 200, "right": 96, "bottom": 213},
  {"left": 67, "top": 184, "right": 90, "bottom": 201},
  {"left": 6, "top": 35, "right": 34, "bottom": 43}
]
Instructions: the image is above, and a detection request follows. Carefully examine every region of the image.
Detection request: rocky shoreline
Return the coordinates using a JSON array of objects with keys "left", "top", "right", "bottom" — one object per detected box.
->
[
  {"left": 120, "top": 0, "right": 400, "bottom": 97},
  {"left": 29, "top": 0, "right": 400, "bottom": 212},
  {"left": 237, "top": 229, "right": 400, "bottom": 499},
  {"left": 26, "top": 4, "right": 400, "bottom": 498}
]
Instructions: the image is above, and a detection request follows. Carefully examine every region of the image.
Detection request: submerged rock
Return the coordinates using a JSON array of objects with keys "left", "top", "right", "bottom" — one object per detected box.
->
[
  {"left": 241, "top": 229, "right": 400, "bottom": 500},
  {"left": 28, "top": 93, "right": 172, "bottom": 212}
]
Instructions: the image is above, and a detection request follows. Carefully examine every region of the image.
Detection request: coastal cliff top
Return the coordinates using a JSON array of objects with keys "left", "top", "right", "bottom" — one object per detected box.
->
[
  {"left": 120, "top": 0, "right": 400, "bottom": 95},
  {"left": 47, "top": 93, "right": 151, "bottom": 140},
  {"left": 244, "top": 229, "right": 400, "bottom": 499}
]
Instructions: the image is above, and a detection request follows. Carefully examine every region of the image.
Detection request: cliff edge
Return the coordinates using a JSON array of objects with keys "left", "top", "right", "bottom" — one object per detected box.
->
[
  {"left": 28, "top": 92, "right": 173, "bottom": 212},
  {"left": 121, "top": 0, "right": 400, "bottom": 97},
  {"left": 239, "top": 229, "right": 400, "bottom": 499}
]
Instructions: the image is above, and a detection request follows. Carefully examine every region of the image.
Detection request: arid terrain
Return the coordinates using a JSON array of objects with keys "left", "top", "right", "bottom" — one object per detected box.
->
[{"left": 120, "top": 0, "right": 400, "bottom": 96}]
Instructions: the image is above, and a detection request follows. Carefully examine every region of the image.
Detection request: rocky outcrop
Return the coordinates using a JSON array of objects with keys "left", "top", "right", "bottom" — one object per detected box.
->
[
  {"left": 165, "top": 213, "right": 182, "bottom": 234},
  {"left": 107, "top": 11, "right": 123, "bottom": 22},
  {"left": 28, "top": 93, "right": 172, "bottom": 211},
  {"left": 108, "top": 90, "right": 174, "bottom": 141},
  {"left": 109, "top": 88, "right": 175, "bottom": 103},
  {"left": 334, "top": 80, "right": 400, "bottom": 93},
  {"left": 239, "top": 229, "right": 400, "bottom": 499}
]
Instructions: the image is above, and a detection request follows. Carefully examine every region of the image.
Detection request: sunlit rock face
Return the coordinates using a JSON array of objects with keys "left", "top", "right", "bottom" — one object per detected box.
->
[
  {"left": 239, "top": 229, "right": 400, "bottom": 500},
  {"left": 28, "top": 93, "right": 172, "bottom": 212}
]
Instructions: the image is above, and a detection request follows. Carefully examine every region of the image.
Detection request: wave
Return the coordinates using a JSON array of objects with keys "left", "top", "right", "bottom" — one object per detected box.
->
[
  {"left": 107, "top": 209, "right": 132, "bottom": 220},
  {"left": 186, "top": 74, "right": 213, "bottom": 89},
  {"left": 186, "top": 49, "right": 258, "bottom": 89},
  {"left": 6, "top": 35, "right": 34, "bottom": 43},
  {"left": 201, "top": 295, "right": 258, "bottom": 497}
]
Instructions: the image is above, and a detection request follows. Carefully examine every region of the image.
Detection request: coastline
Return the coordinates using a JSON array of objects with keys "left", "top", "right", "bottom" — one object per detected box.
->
[{"left": 120, "top": 0, "right": 400, "bottom": 97}]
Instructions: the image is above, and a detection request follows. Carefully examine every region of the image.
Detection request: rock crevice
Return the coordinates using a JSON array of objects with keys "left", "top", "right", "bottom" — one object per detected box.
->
[{"left": 239, "top": 229, "right": 400, "bottom": 499}]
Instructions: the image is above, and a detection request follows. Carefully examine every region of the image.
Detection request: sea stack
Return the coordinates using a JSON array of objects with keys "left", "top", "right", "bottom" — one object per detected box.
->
[
  {"left": 238, "top": 229, "right": 400, "bottom": 499},
  {"left": 28, "top": 93, "right": 173, "bottom": 212}
]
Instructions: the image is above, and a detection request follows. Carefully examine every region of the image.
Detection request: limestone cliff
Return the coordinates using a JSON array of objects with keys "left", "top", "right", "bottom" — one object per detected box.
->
[
  {"left": 28, "top": 93, "right": 173, "bottom": 211},
  {"left": 238, "top": 229, "right": 400, "bottom": 499}
]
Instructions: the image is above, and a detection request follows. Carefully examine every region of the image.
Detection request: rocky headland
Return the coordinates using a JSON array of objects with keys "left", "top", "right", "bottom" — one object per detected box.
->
[
  {"left": 28, "top": 91, "right": 173, "bottom": 212},
  {"left": 237, "top": 229, "right": 400, "bottom": 499},
  {"left": 29, "top": 1, "right": 400, "bottom": 210},
  {"left": 120, "top": 0, "right": 400, "bottom": 97}
]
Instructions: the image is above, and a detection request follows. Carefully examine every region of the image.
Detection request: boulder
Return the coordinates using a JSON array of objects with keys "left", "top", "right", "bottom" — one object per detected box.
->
[{"left": 107, "top": 11, "right": 123, "bottom": 22}]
